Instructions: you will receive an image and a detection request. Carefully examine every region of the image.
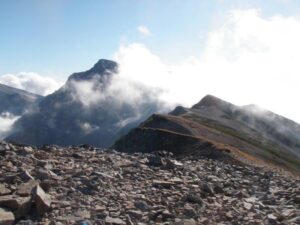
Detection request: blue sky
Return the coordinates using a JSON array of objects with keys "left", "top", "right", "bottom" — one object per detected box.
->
[{"left": 0, "top": 0, "right": 299, "bottom": 78}]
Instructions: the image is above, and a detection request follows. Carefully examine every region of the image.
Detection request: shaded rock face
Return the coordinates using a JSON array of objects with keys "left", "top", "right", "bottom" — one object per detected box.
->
[
  {"left": 114, "top": 126, "right": 232, "bottom": 160},
  {"left": 6, "top": 59, "right": 162, "bottom": 147},
  {"left": 67, "top": 59, "right": 118, "bottom": 82},
  {"left": 0, "top": 141, "right": 299, "bottom": 224},
  {"left": 114, "top": 95, "right": 300, "bottom": 173}
]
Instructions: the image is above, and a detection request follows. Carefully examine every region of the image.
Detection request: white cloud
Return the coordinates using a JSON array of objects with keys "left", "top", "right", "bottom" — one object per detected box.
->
[
  {"left": 112, "top": 9, "right": 300, "bottom": 123},
  {"left": 0, "top": 112, "right": 20, "bottom": 139},
  {"left": 0, "top": 72, "right": 63, "bottom": 96},
  {"left": 137, "top": 25, "right": 152, "bottom": 36},
  {"left": 69, "top": 62, "right": 170, "bottom": 130},
  {"left": 70, "top": 71, "right": 164, "bottom": 110}
]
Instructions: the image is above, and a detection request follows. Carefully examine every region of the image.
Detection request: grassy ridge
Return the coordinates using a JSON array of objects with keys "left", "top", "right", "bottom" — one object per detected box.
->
[{"left": 184, "top": 114, "right": 300, "bottom": 171}]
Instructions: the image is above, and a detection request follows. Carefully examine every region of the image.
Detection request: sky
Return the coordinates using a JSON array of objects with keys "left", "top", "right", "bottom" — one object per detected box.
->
[{"left": 1, "top": 0, "right": 300, "bottom": 122}]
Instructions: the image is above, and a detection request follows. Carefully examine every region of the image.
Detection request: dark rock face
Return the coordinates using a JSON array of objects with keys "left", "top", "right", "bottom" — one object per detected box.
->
[
  {"left": 6, "top": 59, "right": 162, "bottom": 147},
  {"left": 114, "top": 95, "right": 300, "bottom": 173},
  {"left": 114, "top": 125, "right": 231, "bottom": 160},
  {"left": 0, "top": 83, "right": 42, "bottom": 115},
  {"left": 0, "top": 141, "right": 299, "bottom": 224}
]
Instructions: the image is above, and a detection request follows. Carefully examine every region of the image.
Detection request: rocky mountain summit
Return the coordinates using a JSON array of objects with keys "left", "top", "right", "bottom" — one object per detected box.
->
[
  {"left": 6, "top": 59, "right": 163, "bottom": 147},
  {"left": 0, "top": 141, "right": 299, "bottom": 225}
]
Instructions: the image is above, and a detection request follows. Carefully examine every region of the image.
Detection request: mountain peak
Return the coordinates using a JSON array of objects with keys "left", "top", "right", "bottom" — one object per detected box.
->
[
  {"left": 68, "top": 59, "right": 118, "bottom": 82},
  {"left": 192, "top": 94, "right": 230, "bottom": 109},
  {"left": 91, "top": 59, "right": 118, "bottom": 74}
]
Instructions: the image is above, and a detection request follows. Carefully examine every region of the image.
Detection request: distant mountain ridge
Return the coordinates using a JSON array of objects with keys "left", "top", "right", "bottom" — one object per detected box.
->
[
  {"left": 6, "top": 59, "right": 163, "bottom": 147},
  {"left": 190, "top": 95, "right": 300, "bottom": 157},
  {"left": 114, "top": 95, "right": 300, "bottom": 173},
  {"left": 0, "top": 83, "right": 42, "bottom": 115}
]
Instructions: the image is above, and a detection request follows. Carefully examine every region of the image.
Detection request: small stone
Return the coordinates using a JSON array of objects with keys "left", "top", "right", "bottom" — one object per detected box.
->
[
  {"left": 15, "top": 220, "right": 34, "bottom": 225},
  {"left": 134, "top": 201, "right": 150, "bottom": 212},
  {"left": 202, "top": 183, "right": 215, "bottom": 196},
  {"left": 19, "top": 170, "right": 34, "bottom": 181},
  {"left": 75, "top": 220, "right": 92, "bottom": 225},
  {"left": 183, "top": 206, "right": 197, "bottom": 218},
  {"left": 174, "top": 219, "right": 197, "bottom": 225},
  {"left": 127, "top": 210, "right": 143, "bottom": 219},
  {"left": 162, "top": 209, "right": 174, "bottom": 220},
  {"left": 48, "top": 221, "right": 63, "bottom": 225},
  {"left": 294, "top": 195, "right": 300, "bottom": 204},
  {"left": 35, "top": 169, "right": 51, "bottom": 180},
  {"left": 165, "top": 158, "right": 183, "bottom": 169},
  {"left": 213, "top": 183, "right": 224, "bottom": 194},
  {"left": 267, "top": 214, "right": 277, "bottom": 221},
  {"left": 152, "top": 180, "right": 173, "bottom": 188},
  {"left": 20, "top": 147, "right": 33, "bottom": 155},
  {"left": 105, "top": 216, "right": 126, "bottom": 225},
  {"left": 74, "top": 210, "right": 91, "bottom": 219},
  {"left": 147, "top": 154, "right": 166, "bottom": 167},
  {"left": 125, "top": 215, "right": 134, "bottom": 225},
  {"left": 183, "top": 194, "right": 204, "bottom": 206},
  {"left": 243, "top": 202, "right": 252, "bottom": 210},
  {"left": 94, "top": 205, "right": 106, "bottom": 212},
  {"left": 225, "top": 212, "right": 233, "bottom": 220}
]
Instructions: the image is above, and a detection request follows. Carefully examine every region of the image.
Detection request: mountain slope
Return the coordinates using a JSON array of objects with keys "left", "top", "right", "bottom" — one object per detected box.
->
[
  {"left": 114, "top": 95, "right": 300, "bottom": 173},
  {"left": 0, "top": 83, "right": 42, "bottom": 115},
  {"left": 6, "top": 59, "right": 163, "bottom": 147}
]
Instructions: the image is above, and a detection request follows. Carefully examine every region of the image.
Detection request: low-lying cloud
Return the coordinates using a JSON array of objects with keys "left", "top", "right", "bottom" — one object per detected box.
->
[
  {"left": 0, "top": 112, "right": 20, "bottom": 139},
  {"left": 70, "top": 73, "right": 169, "bottom": 130},
  {"left": 0, "top": 72, "right": 62, "bottom": 96}
]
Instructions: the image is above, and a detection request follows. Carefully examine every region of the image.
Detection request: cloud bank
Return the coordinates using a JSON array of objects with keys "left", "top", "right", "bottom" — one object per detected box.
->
[
  {"left": 113, "top": 9, "right": 300, "bottom": 123},
  {"left": 0, "top": 72, "right": 62, "bottom": 96}
]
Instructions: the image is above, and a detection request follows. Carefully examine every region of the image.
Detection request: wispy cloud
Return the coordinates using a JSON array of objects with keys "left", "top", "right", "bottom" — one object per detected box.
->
[
  {"left": 0, "top": 72, "right": 63, "bottom": 96},
  {"left": 137, "top": 25, "right": 152, "bottom": 36}
]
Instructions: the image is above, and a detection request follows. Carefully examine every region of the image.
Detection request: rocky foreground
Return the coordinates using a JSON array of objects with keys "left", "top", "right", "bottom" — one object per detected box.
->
[{"left": 0, "top": 142, "right": 299, "bottom": 225}]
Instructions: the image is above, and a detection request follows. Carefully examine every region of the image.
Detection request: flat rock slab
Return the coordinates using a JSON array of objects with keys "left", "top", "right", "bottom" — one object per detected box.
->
[
  {"left": 0, "top": 184, "right": 11, "bottom": 196},
  {"left": 0, "top": 207, "right": 15, "bottom": 225},
  {"left": 32, "top": 185, "right": 51, "bottom": 216}
]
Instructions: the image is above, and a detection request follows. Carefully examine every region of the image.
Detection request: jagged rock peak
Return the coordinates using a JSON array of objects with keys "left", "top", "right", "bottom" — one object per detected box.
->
[
  {"left": 68, "top": 59, "right": 118, "bottom": 82},
  {"left": 90, "top": 59, "right": 118, "bottom": 74},
  {"left": 192, "top": 94, "right": 232, "bottom": 109}
]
